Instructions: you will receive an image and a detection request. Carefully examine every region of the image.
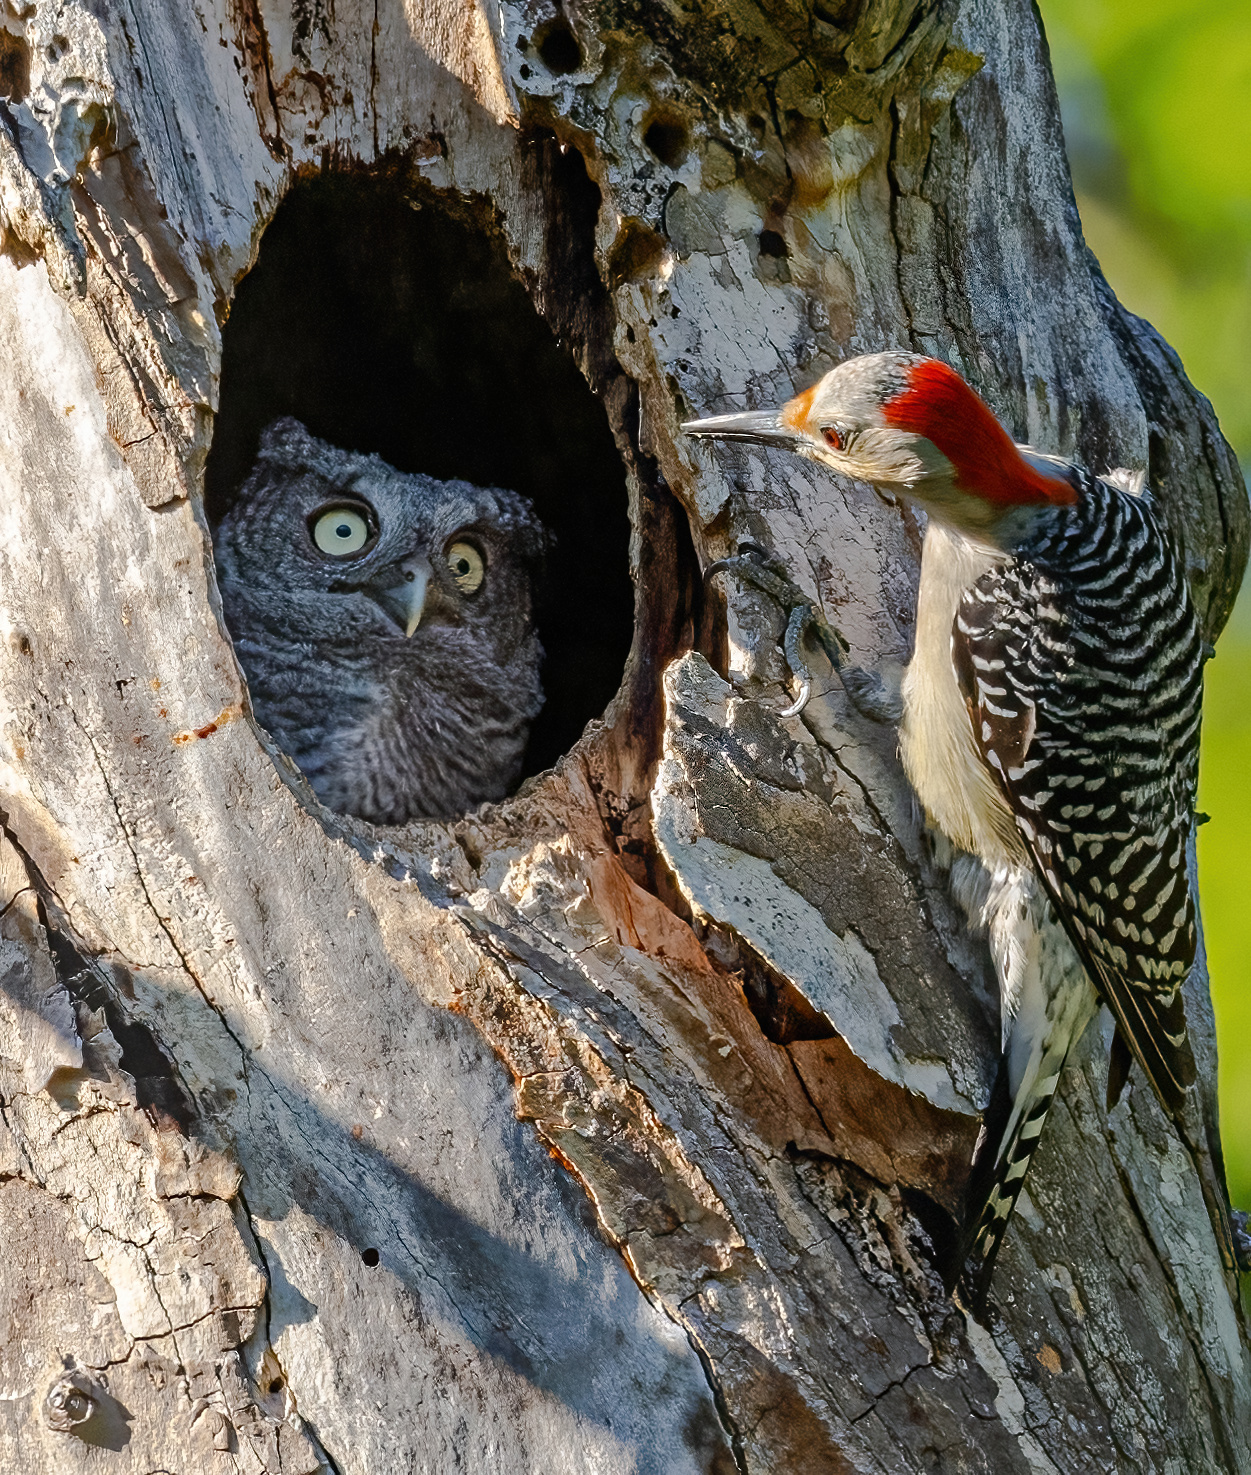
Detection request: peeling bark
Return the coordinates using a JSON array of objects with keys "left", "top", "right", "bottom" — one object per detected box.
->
[{"left": 0, "top": 0, "right": 1247, "bottom": 1470}]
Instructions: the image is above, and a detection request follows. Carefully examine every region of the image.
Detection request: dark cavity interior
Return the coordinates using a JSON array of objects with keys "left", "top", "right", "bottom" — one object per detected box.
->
[{"left": 205, "top": 171, "right": 635, "bottom": 784}]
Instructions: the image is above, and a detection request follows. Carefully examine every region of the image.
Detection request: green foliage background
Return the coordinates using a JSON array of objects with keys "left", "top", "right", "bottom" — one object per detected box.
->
[{"left": 1037, "top": 0, "right": 1251, "bottom": 1204}]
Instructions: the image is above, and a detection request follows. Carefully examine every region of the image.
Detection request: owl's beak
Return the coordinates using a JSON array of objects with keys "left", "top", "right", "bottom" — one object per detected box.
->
[{"left": 369, "top": 556, "right": 432, "bottom": 637}]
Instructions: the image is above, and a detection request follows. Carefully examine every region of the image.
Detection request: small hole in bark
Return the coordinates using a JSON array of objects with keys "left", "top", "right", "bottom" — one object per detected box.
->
[
  {"left": 812, "top": 0, "right": 860, "bottom": 25},
  {"left": 900, "top": 1188, "right": 961, "bottom": 1282},
  {"left": 535, "top": 17, "right": 582, "bottom": 74},
  {"left": 705, "top": 923, "right": 836, "bottom": 1046},
  {"left": 267, "top": 1377, "right": 285, "bottom": 1394},
  {"left": 0, "top": 30, "right": 30, "bottom": 101},
  {"left": 205, "top": 168, "right": 636, "bottom": 820},
  {"left": 519, "top": 63, "right": 531, "bottom": 79},
  {"left": 758, "top": 229, "right": 788, "bottom": 259},
  {"left": 606, "top": 218, "right": 666, "bottom": 288},
  {"left": 642, "top": 115, "right": 689, "bottom": 169},
  {"left": 361, "top": 1247, "right": 381, "bottom": 1267}
]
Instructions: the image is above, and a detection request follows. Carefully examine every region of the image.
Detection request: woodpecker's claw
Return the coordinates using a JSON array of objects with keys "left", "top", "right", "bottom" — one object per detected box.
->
[
  {"left": 704, "top": 543, "right": 849, "bottom": 717},
  {"left": 702, "top": 544, "right": 797, "bottom": 606}
]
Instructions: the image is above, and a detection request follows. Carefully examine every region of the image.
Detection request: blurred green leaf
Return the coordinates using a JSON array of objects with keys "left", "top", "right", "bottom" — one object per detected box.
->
[
  {"left": 1042, "top": 0, "right": 1251, "bottom": 458},
  {"left": 1039, "top": 0, "right": 1251, "bottom": 1206},
  {"left": 1199, "top": 642, "right": 1251, "bottom": 1207}
]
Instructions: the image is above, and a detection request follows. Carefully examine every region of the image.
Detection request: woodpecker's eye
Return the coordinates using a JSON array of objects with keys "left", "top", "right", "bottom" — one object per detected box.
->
[
  {"left": 446, "top": 540, "right": 486, "bottom": 595},
  {"left": 311, "top": 505, "right": 374, "bottom": 557},
  {"left": 822, "top": 427, "right": 844, "bottom": 451}
]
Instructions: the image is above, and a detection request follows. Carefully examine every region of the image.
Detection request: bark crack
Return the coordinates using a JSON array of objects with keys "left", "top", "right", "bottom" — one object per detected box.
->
[
  {"left": 236, "top": 1182, "right": 345, "bottom": 1475},
  {"left": 370, "top": 0, "right": 380, "bottom": 158},
  {"left": 65, "top": 707, "right": 254, "bottom": 1071},
  {"left": 239, "top": 0, "right": 287, "bottom": 159},
  {"left": 687, "top": 1332, "right": 750, "bottom": 1475},
  {"left": 846, "top": 1355, "right": 929, "bottom": 1425}
]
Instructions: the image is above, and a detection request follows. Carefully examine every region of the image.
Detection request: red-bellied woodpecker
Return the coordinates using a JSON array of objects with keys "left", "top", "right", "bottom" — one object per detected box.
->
[{"left": 684, "top": 352, "right": 1242, "bottom": 1300}]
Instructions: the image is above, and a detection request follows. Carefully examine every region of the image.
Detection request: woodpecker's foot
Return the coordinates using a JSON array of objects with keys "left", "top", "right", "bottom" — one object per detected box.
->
[
  {"left": 1232, "top": 1210, "right": 1251, "bottom": 1273},
  {"left": 704, "top": 544, "right": 902, "bottom": 722},
  {"left": 704, "top": 543, "right": 849, "bottom": 717}
]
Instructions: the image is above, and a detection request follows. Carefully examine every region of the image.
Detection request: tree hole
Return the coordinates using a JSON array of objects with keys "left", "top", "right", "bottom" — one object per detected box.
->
[
  {"left": 361, "top": 1247, "right": 381, "bottom": 1267},
  {"left": 642, "top": 114, "right": 689, "bottom": 169},
  {"left": 534, "top": 17, "right": 582, "bottom": 75},
  {"left": 757, "top": 229, "right": 788, "bottom": 259},
  {"left": 205, "top": 169, "right": 635, "bottom": 822}
]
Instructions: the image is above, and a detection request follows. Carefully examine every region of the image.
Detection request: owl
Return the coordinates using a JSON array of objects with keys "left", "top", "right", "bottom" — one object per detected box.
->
[{"left": 213, "top": 418, "right": 547, "bottom": 824}]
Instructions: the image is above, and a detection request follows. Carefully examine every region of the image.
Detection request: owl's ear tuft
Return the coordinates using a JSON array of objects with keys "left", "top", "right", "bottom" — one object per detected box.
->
[
  {"left": 490, "top": 489, "right": 552, "bottom": 571},
  {"left": 257, "top": 417, "right": 313, "bottom": 459},
  {"left": 516, "top": 515, "right": 554, "bottom": 571}
]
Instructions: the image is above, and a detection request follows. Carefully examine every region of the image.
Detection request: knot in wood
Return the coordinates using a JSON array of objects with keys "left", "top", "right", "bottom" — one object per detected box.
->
[{"left": 43, "top": 1371, "right": 98, "bottom": 1432}]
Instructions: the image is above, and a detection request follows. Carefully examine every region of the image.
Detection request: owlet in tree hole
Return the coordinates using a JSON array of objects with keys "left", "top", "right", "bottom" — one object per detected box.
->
[{"left": 214, "top": 418, "right": 547, "bottom": 824}]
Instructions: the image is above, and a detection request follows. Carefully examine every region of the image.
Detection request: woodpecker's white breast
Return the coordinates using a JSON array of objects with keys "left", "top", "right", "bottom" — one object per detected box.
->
[{"left": 899, "top": 521, "right": 1027, "bottom": 869}]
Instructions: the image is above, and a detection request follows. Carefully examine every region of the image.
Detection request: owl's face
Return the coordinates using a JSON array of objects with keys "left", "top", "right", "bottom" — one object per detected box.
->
[
  {"left": 213, "top": 418, "right": 548, "bottom": 824},
  {"left": 215, "top": 418, "right": 544, "bottom": 660}
]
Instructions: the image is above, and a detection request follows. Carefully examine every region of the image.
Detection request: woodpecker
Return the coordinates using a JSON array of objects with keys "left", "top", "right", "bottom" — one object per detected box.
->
[{"left": 684, "top": 352, "right": 1235, "bottom": 1299}]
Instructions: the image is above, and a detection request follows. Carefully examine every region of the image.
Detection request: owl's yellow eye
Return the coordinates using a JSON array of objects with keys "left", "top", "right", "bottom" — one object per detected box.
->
[
  {"left": 313, "top": 506, "right": 372, "bottom": 556},
  {"left": 446, "top": 541, "right": 485, "bottom": 595}
]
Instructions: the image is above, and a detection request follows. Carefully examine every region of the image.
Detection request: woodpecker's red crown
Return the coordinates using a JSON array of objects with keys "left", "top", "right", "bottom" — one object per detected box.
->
[{"left": 876, "top": 358, "right": 1077, "bottom": 509}]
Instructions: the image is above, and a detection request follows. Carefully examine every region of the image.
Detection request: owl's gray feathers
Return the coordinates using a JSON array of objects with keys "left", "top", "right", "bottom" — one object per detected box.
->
[{"left": 214, "top": 417, "right": 546, "bottom": 824}]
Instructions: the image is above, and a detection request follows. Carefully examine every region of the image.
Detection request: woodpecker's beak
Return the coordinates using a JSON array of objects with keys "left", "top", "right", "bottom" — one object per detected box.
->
[
  {"left": 367, "top": 555, "right": 432, "bottom": 637},
  {"left": 682, "top": 408, "right": 803, "bottom": 451}
]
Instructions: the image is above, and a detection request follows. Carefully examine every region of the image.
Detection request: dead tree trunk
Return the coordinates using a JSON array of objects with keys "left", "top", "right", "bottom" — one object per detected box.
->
[{"left": 0, "top": 0, "right": 1247, "bottom": 1469}]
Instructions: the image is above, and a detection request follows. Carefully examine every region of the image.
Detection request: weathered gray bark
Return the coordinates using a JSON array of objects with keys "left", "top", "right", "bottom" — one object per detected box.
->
[{"left": 0, "top": 0, "right": 1247, "bottom": 1471}]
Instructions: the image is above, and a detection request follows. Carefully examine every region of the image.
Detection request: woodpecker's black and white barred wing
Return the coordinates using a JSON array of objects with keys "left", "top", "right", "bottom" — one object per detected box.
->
[{"left": 953, "top": 470, "right": 1203, "bottom": 1116}]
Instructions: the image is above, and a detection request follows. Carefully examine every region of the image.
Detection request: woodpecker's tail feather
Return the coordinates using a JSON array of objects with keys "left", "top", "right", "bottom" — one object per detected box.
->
[
  {"left": 956, "top": 866, "right": 1099, "bottom": 1308},
  {"left": 958, "top": 1034, "right": 1075, "bottom": 1307}
]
